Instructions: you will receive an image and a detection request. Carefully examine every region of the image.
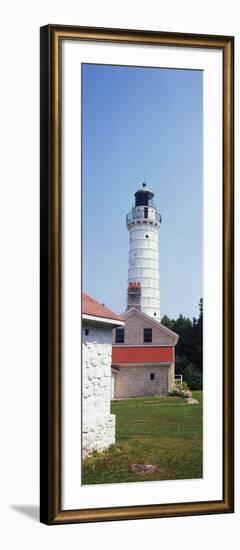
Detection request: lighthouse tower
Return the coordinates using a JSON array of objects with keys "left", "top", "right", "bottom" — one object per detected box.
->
[{"left": 126, "top": 182, "right": 162, "bottom": 321}]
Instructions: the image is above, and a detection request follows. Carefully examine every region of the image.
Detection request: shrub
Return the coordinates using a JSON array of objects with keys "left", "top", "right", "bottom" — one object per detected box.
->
[
  {"left": 169, "top": 381, "right": 192, "bottom": 399},
  {"left": 184, "top": 365, "right": 202, "bottom": 390}
]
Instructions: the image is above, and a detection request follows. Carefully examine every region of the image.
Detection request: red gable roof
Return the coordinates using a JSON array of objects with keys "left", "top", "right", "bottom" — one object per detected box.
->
[{"left": 82, "top": 293, "right": 122, "bottom": 321}]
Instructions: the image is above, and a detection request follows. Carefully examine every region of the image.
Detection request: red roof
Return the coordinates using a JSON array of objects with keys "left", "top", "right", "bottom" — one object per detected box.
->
[{"left": 82, "top": 293, "right": 122, "bottom": 321}]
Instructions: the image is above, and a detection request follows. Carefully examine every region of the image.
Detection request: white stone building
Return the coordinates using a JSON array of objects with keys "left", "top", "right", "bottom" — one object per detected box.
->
[{"left": 82, "top": 293, "right": 124, "bottom": 457}]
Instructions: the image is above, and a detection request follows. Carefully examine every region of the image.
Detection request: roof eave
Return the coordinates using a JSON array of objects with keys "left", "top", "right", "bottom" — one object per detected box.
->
[{"left": 82, "top": 313, "right": 124, "bottom": 327}]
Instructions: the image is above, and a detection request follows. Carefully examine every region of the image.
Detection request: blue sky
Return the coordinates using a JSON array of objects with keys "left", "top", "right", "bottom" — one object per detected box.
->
[{"left": 82, "top": 63, "right": 202, "bottom": 320}]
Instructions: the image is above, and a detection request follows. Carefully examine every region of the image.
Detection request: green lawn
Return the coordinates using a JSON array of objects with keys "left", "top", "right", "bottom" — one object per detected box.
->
[{"left": 82, "top": 391, "right": 203, "bottom": 485}]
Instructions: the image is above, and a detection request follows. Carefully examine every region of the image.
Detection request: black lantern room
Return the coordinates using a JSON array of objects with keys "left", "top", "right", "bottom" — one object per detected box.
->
[{"left": 134, "top": 182, "right": 155, "bottom": 207}]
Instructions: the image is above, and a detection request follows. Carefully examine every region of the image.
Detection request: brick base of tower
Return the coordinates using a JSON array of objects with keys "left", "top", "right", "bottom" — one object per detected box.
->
[{"left": 127, "top": 281, "right": 141, "bottom": 310}]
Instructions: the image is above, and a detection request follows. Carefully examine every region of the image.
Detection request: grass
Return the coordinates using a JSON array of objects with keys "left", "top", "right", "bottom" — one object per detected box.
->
[{"left": 82, "top": 391, "right": 203, "bottom": 485}]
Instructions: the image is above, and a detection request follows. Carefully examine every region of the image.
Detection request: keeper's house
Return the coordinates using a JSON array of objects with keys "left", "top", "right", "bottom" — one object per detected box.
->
[{"left": 111, "top": 307, "right": 179, "bottom": 399}]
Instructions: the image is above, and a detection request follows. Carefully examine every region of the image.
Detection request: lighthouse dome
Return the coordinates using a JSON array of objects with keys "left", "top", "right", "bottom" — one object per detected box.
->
[{"left": 134, "top": 182, "right": 154, "bottom": 207}]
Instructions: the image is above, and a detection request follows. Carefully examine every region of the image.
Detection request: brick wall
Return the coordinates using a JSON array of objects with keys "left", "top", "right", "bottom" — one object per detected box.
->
[
  {"left": 114, "top": 365, "right": 170, "bottom": 398},
  {"left": 112, "top": 310, "right": 174, "bottom": 345},
  {"left": 169, "top": 363, "right": 175, "bottom": 386}
]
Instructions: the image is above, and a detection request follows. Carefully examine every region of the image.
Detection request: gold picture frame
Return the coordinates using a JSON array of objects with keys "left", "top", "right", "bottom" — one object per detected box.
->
[{"left": 40, "top": 24, "right": 234, "bottom": 524}]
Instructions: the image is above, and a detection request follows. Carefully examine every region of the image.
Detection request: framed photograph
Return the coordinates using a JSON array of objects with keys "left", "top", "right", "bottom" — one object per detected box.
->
[{"left": 40, "top": 25, "right": 234, "bottom": 524}]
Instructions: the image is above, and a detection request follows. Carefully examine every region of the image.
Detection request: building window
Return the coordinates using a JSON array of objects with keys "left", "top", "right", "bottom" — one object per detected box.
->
[
  {"left": 145, "top": 234, "right": 149, "bottom": 238},
  {"left": 144, "top": 207, "right": 148, "bottom": 219},
  {"left": 85, "top": 329, "right": 89, "bottom": 336},
  {"left": 154, "top": 312, "right": 157, "bottom": 316},
  {"left": 116, "top": 328, "right": 124, "bottom": 343},
  {"left": 150, "top": 373, "right": 155, "bottom": 381},
  {"left": 144, "top": 328, "right": 152, "bottom": 342}
]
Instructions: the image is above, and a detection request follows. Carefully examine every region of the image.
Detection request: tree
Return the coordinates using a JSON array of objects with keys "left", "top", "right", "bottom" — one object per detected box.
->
[
  {"left": 160, "top": 314, "right": 174, "bottom": 330},
  {"left": 161, "top": 299, "right": 203, "bottom": 390},
  {"left": 184, "top": 364, "right": 202, "bottom": 390}
]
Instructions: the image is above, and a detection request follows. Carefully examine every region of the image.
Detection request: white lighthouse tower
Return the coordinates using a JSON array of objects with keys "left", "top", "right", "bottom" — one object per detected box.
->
[{"left": 126, "top": 182, "right": 162, "bottom": 321}]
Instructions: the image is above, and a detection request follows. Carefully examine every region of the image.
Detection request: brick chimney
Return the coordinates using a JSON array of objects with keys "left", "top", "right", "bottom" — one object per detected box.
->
[{"left": 127, "top": 282, "right": 141, "bottom": 310}]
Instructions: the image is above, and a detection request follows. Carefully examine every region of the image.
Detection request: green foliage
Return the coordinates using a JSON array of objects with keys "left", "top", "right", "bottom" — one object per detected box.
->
[
  {"left": 161, "top": 315, "right": 174, "bottom": 330},
  {"left": 169, "top": 381, "right": 192, "bottom": 399},
  {"left": 184, "top": 364, "right": 202, "bottom": 390},
  {"left": 161, "top": 299, "right": 203, "bottom": 390}
]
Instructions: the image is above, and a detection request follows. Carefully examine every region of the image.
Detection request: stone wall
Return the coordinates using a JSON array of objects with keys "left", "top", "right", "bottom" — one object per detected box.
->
[
  {"left": 114, "top": 365, "right": 170, "bottom": 398},
  {"left": 169, "top": 363, "right": 175, "bottom": 387},
  {"left": 82, "top": 322, "right": 115, "bottom": 457},
  {"left": 112, "top": 310, "right": 174, "bottom": 346}
]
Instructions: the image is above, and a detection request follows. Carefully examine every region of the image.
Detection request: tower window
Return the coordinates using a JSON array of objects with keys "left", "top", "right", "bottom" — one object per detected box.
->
[
  {"left": 144, "top": 207, "right": 148, "bottom": 219},
  {"left": 154, "top": 312, "right": 157, "bottom": 316},
  {"left": 150, "top": 373, "right": 155, "bottom": 381},
  {"left": 116, "top": 328, "right": 124, "bottom": 343},
  {"left": 85, "top": 329, "right": 89, "bottom": 336},
  {"left": 145, "top": 234, "right": 149, "bottom": 239},
  {"left": 144, "top": 328, "right": 152, "bottom": 342}
]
